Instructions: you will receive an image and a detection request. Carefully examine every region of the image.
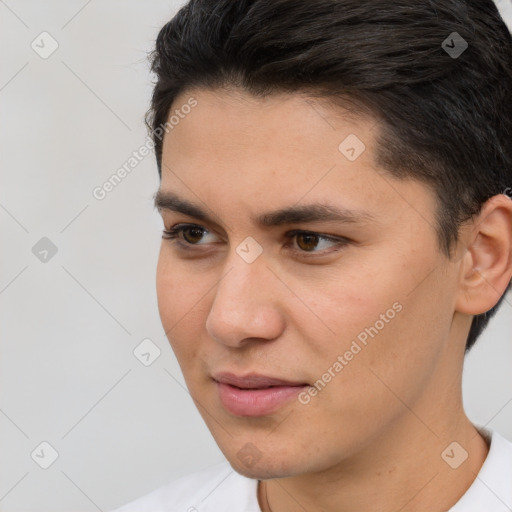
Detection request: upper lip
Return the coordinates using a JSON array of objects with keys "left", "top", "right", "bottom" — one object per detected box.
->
[{"left": 212, "top": 372, "right": 308, "bottom": 389}]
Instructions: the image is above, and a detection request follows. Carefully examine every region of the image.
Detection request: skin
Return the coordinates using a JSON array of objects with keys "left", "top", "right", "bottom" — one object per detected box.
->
[{"left": 155, "top": 86, "right": 512, "bottom": 512}]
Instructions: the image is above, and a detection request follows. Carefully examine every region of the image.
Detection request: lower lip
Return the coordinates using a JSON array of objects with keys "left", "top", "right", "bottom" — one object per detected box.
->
[{"left": 216, "top": 381, "right": 307, "bottom": 417}]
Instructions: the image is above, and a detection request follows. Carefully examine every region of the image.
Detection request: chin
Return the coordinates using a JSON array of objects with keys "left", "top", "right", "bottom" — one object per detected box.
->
[
  {"left": 229, "top": 458, "right": 293, "bottom": 480},
  {"left": 223, "top": 441, "right": 317, "bottom": 480}
]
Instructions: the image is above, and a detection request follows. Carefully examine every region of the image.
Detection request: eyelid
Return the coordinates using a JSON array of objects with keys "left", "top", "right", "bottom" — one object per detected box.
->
[
  {"left": 161, "top": 224, "right": 219, "bottom": 248},
  {"left": 162, "top": 223, "right": 351, "bottom": 257}
]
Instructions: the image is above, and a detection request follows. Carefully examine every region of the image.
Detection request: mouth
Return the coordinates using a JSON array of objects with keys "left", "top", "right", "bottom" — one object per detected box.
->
[{"left": 212, "top": 372, "right": 309, "bottom": 417}]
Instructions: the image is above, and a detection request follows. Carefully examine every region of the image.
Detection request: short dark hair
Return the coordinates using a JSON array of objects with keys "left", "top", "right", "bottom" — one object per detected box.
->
[{"left": 146, "top": 0, "right": 512, "bottom": 352}]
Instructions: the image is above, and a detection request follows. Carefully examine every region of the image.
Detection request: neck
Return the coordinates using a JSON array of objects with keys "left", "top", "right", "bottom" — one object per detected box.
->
[{"left": 258, "top": 412, "right": 489, "bottom": 512}]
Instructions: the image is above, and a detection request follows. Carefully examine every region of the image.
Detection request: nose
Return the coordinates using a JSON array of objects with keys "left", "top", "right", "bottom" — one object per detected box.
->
[{"left": 205, "top": 251, "right": 286, "bottom": 348}]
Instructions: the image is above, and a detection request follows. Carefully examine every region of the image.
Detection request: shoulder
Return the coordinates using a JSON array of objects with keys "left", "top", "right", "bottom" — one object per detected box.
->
[
  {"left": 449, "top": 427, "right": 512, "bottom": 511},
  {"left": 111, "top": 461, "right": 260, "bottom": 512}
]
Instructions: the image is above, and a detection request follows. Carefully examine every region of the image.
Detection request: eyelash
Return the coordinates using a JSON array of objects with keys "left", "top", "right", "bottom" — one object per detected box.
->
[{"left": 161, "top": 223, "right": 350, "bottom": 258}]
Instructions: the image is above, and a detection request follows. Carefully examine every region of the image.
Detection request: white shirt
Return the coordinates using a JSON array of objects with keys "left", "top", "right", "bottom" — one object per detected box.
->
[{"left": 111, "top": 426, "right": 512, "bottom": 512}]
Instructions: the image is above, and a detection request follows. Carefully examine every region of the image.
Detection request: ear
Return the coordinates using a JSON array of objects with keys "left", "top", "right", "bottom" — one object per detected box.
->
[{"left": 455, "top": 194, "right": 512, "bottom": 316}]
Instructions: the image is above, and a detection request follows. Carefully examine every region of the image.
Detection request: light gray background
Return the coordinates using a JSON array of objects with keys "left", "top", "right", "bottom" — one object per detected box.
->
[{"left": 1, "top": 1, "right": 511, "bottom": 511}]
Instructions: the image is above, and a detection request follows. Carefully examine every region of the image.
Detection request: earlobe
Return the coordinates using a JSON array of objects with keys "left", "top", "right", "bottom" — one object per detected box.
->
[{"left": 455, "top": 194, "right": 512, "bottom": 316}]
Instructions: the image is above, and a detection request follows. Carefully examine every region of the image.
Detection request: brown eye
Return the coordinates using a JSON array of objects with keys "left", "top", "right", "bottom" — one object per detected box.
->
[
  {"left": 162, "top": 224, "right": 215, "bottom": 245},
  {"left": 181, "top": 226, "right": 206, "bottom": 244},
  {"left": 163, "top": 224, "right": 350, "bottom": 258},
  {"left": 295, "top": 233, "right": 321, "bottom": 252},
  {"left": 285, "top": 230, "right": 350, "bottom": 257}
]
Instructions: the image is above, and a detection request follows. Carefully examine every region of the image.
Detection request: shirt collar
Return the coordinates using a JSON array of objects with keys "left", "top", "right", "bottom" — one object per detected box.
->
[{"left": 448, "top": 425, "right": 512, "bottom": 511}]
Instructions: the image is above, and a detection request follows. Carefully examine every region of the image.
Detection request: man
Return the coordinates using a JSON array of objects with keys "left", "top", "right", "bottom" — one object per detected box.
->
[{"left": 113, "top": 0, "right": 512, "bottom": 510}]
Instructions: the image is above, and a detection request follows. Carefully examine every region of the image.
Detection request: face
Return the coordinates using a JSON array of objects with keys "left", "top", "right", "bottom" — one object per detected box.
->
[{"left": 155, "top": 86, "right": 463, "bottom": 479}]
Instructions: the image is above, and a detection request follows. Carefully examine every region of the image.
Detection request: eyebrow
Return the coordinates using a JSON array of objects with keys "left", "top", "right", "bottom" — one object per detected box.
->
[{"left": 153, "top": 190, "right": 376, "bottom": 228}]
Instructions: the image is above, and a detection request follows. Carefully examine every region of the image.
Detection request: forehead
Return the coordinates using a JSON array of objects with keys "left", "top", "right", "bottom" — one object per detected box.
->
[
  {"left": 158, "top": 86, "right": 438, "bottom": 235},
  {"left": 161, "top": 87, "right": 379, "bottom": 188},
  {"left": 163, "top": 86, "right": 374, "bottom": 159}
]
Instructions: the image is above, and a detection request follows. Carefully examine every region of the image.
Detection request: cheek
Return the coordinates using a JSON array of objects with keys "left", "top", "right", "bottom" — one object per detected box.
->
[
  {"left": 316, "top": 269, "right": 454, "bottom": 425},
  {"left": 156, "top": 249, "right": 206, "bottom": 362},
  {"left": 285, "top": 259, "right": 396, "bottom": 360},
  {"left": 156, "top": 247, "right": 206, "bottom": 319},
  {"left": 156, "top": 249, "right": 178, "bottom": 328},
  {"left": 293, "top": 248, "right": 446, "bottom": 386}
]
